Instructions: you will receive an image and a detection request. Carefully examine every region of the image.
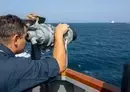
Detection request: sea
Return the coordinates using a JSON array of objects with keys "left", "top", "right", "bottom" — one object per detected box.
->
[{"left": 17, "top": 23, "right": 130, "bottom": 87}]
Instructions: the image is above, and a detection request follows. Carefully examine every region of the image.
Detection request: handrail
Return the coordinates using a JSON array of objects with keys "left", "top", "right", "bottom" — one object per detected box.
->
[{"left": 62, "top": 68, "right": 120, "bottom": 92}]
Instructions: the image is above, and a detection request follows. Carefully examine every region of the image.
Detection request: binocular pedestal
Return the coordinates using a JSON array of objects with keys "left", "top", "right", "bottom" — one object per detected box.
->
[{"left": 31, "top": 44, "right": 41, "bottom": 60}]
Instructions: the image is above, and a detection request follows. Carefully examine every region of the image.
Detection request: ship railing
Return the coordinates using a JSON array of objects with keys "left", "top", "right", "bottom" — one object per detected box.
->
[{"left": 31, "top": 68, "right": 120, "bottom": 92}]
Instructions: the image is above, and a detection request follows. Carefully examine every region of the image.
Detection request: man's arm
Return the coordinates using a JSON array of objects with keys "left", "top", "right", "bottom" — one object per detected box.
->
[{"left": 53, "top": 24, "right": 69, "bottom": 73}]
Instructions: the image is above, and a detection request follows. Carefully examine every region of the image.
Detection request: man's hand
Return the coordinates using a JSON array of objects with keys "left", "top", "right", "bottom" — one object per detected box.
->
[
  {"left": 26, "top": 13, "right": 40, "bottom": 26},
  {"left": 26, "top": 13, "right": 45, "bottom": 24},
  {"left": 26, "top": 13, "right": 39, "bottom": 20},
  {"left": 55, "top": 24, "right": 69, "bottom": 38}
]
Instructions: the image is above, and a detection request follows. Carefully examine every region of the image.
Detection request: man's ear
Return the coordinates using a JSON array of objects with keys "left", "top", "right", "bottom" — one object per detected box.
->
[
  {"left": 12, "top": 34, "right": 20, "bottom": 48},
  {"left": 7, "top": 34, "right": 20, "bottom": 54}
]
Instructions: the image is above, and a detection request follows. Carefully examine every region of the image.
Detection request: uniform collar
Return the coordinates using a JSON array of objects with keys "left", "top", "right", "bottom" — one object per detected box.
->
[{"left": 0, "top": 43, "right": 15, "bottom": 57}]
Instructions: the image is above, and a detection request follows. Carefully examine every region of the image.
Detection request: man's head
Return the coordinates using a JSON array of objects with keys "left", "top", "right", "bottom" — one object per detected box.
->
[{"left": 0, "top": 14, "right": 27, "bottom": 54}]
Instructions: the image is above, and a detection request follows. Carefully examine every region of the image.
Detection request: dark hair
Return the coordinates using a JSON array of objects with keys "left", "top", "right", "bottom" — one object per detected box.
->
[{"left": 0, "top": 14, "right": 27, "bottom": 43}]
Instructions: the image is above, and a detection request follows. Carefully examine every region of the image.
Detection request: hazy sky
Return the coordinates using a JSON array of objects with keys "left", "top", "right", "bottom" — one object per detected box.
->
[{"left": 0, "top": 0, "right": 130, "bottom": 23}]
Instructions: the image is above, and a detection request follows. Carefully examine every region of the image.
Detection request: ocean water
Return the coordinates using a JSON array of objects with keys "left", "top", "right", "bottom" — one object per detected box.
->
[
  {"left": 67, "top": 23, "right": 130, "bottom": 87},
  {"left": 23, "top": 23, "right": 130, "bottom": 87}
]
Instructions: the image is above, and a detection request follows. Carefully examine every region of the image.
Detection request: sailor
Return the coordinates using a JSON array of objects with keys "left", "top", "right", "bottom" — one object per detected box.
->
[{"left": 0, "top": 14, "right": 68, "bottom": 92}]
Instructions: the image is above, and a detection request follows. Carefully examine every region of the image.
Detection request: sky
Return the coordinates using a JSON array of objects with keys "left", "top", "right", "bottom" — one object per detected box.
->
[{"left": 0, "top": 0, "right": 130, "bottom": 23}]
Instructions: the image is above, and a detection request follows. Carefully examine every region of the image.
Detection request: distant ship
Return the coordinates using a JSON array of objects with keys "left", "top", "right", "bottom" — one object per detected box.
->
[{"left": 111, "top": 21, "right": 115, "bottom": 23}]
